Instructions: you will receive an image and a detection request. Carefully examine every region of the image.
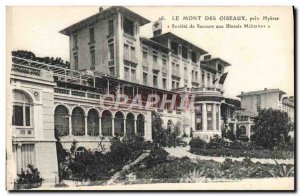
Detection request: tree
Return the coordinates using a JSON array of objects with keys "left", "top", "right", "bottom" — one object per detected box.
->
[
  {"left": 251, "top": 108, "right": 290, "bottom": 150},
  {"left": 54, "top": 129, "right": 68, "bottom": 182}
]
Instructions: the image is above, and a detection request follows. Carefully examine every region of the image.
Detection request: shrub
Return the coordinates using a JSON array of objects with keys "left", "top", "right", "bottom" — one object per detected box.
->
[
  {"left": 14, "top": 164, "right": 44, "bottom": 190},
  {"left": 251, "top": 108, "right": 290, "bottom": 150},
  {"left": 189, "top": 137, "right": 207, "bottom": 149},
  {"left": 144, "top": 148, "right": 169, "bottom": 167},
  {"left": 207, "top": 135, "right": 225, "bottom": 149},
  {"left": 267, "top": 160, "right": 294, "bottom": 177}
]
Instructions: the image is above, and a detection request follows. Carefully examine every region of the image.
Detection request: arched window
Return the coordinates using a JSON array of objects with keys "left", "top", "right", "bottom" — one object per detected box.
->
[
  {"left": 12, "top": 90, "right": 32, "bottom": 127},
  {"left": 101, "top": 110, "right": 112, "bottom": 136},
  {"left": 136, "top": 114, "right": 145, "bottom": 137},
  {"left": 75, "top": 147, "right": 86, "bottom": 157},
  {"left": 72, "top": 107, "right": 85, "bottom": 136},
  {"left": 54, "top": 105, "right": 69, "bottom": 136},
  {"left": 126, "top": 113, "right": 135, "bottom": 136},
  {"left": 87, "top": 109, "right": 99, "bottom": 136},
  {"left": 114, "top": 112, "right": 124, "bottom": 137}
]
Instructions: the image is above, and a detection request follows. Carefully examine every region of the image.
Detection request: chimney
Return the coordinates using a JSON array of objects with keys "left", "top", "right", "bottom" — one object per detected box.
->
[
  {"left": 264, "top": 88, "right": 267, "bottom": 91},
  {"left": 99, "top": 7, "right": 104, "bottom": 12}
]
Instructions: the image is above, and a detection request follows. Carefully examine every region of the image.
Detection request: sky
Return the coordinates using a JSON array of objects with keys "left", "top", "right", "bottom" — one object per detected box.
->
[{"left": 6, "top": 6, "right": 294, "bottom": 98}]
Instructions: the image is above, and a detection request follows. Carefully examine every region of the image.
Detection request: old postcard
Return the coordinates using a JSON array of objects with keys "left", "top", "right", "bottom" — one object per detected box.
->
[{"left": 6, "top": 6, "right": 294, "bottom": 191}]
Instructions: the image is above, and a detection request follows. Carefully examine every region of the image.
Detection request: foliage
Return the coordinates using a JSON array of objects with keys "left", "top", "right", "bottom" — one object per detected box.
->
[
  {"left": 14, "top": 164, "right": 44, "bottom": 190},
  {"left": 190, "top": 148, "right": 294, "bottom": 160},
  {"left": 267, "top": 160, "right": 294, "bottom": 177},
  {"left": 226, "top": 129, "right": 236, "bottom": 141},
  {"left": 143, "top": 148, "right": 169, "bottom": 168},
  {"left": 65, "top": 136, "right": 151, "bottom": 182},
  {"left": 207, "top": 135, "right": 225, "bottom": 149},
  {"left": 189, "top": 137, "right": 207, "bottom": 149},
  {"left": 251, "top": 109, "right": 291, "bottom": 150},
  {"left": 127, "top": 156, "right": 293, "bottom": 184}
]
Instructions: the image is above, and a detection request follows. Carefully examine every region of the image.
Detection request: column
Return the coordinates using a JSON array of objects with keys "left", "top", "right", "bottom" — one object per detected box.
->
[
  {"left": 134, "top": 119, "right": 137, "bottom": 134},
  {"left": 218, "top": 104, "right": 221, "bottom": 132},
  {"left": 99, "top": 117, "right": 102, "bottom": 136},
  {"left": 17, "top": 143, "right": 22, "bottom": 173},
  {"left": 112, "top": 117, "right": 115, "bottom": 136},
  {"left": 202, "top": 103, "right": 207, "bottom": 131},
  {"left": 233, "top": 123, "right": 237, "bottom": 135},
  {"left": 84, "top": 115, "right": 88, "bottom": 136},
  {"left": 68, "top": 114, "right": 72, "bottom": 136},
  {"left": 213, "top": 104, "right": 216, "bottom": 131},
  {"left": 123, "top": 119, "right": 126, "bottom": 136}
]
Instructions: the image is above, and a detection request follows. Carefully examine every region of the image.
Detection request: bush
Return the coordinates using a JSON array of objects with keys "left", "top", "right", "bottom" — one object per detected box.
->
[
  {"left": 14, "top": 164, "right": 44, "bottom": 190},
  {"left": 189, "top": 137, "right": 207, "bottom": 149},
  {"left": 190, "top": 148, "right": 294, "bottom": 160},
  {"left": 207, "top": 135, "right": 225, "bottom": 149},
  {"left": 144, "top": 148, "right": 169, "bottom": 168}
]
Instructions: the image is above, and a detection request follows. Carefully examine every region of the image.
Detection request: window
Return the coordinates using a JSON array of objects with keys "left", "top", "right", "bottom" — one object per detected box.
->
[
  {"left": 207, "top": 73, "right": 211, "bottom": 87},
  {"left": 143, "top": 72, "right": 148, "bottom": 85},
  {"left": 153, "top": 74, "right": 158, "bottom": 87},
  {"left": 184, "top": 67, "right": 188, "bottom": 79},
  {"left": 73, "top": 33, "right": 78, "bottom": 47},
  {"left": 89, "top": 27, "right": 95, "bottom": 43},
  {"left": 191, "top": 70, "right": 194, "bottom": 80},
  {"left": 256, "top": 95, "right": 261, "bottom": 112},
  {"left": 73, "top": 53, "right": 78, "bottom": 70},
  {"left": 108, "top": 19, "right": 114, "bottom": 35},
  {"left": 191, "top": 51, "right": 197, "bottom": 63},
  {"left": 109, "top": 44, "right": 114, "bottom": 60},
  {"left": 124, "top": 67, "right": 130, "bottom": 79},
  {"left": 163, "top": 78, "right": 167, "bottom": 89},
  {"left": 130, "top": 46, "right": 136, "bottom": 62},
  {"left": 123, "top": 18, "right": 134, "bottom": 36},
  {"left": 182, "top": 46, "right": 188, "bottom": 59},
  {"left": 131, "top": 68, "right": 136, "bottom": 81},
  {"left": 101, "top": 110, "right": 113, "bottom": 136},
  {"left": 54, "top": 105, "right": 69, "bottom": 136},
  {"left": 153, "top": 54, "right": 158, "bottom": 65},
  {"left": 136, "top": 114, "right": 145, "bottom": 137},
  {"left": 201, "top": 71, "right": 205, "bottom": 85},
  {"left": 143, "top": 51, "right": 148, "bottom": 62},
  {"left": 126, "top": 113, "right": 135, "bottom": 136},
  {"left": 195, "top": 71, "right": 198, "bottom": 80},
  {"left": 195, "top": 104, "right": 202, "bottom": 131},
  {"left": 171, "top": 42, "right": 179, "bottom": 55},
  {"left": 90, "top": 49, "right": 95, "bottom": 69},
  {"left": 124, "top": 44, "right": 129, "bottom": 60},
  {"left": 72, "top": 107, "right": 85, "bottom": 136},
  {"left": 114, "top": 112, "right": 124, "bottom": 137},
  {"left": 162, "top": 57, "right": 167, "bottom": 65},
  {"left": 207, "top": 104, "right": 213, "bottom": 130},
  {"left": 75, "top": 147, "right": 86, "bottom": 157},
  {"left": 12, "top": 91, "right": 32, "bottom": 127},
  {"left": 87, "top": 109, "right": 99, "bottom": 136},
  {"left": 109, "top": 67, "right": 115, "bottom": 76},
  {"left": 218, "top": 64, "right": 223, "bottom": 72}
]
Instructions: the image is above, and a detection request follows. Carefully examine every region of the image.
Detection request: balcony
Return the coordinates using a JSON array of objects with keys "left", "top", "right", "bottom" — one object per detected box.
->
[
  {"left": 152, "top": 63, "right": 160, "bottom": 70},
  {"left": 123, "top": 53, "right": 138, "bottom": 64},
  {"left": 171, "top": 69, "right": 180, "bottom": 77},
  {"left": 13, "top": 127, "right": 34, "bottom": 138}
]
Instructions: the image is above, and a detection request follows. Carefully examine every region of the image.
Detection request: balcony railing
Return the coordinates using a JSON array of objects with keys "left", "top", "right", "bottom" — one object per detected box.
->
[
  {"left": 13, "top": 127, "right": 34, "bottom": 138},
  {"left": 12, "top": 63, "right": 41, "bottom": 76}
]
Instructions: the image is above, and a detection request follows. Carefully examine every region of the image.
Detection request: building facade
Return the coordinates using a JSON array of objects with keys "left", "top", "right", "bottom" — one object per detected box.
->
[
  {"left": 237, "top": 88, "right": 294, "bottom": 122},
  {"left": 9, "top": 6, "right": 232, "bottom": 184}
]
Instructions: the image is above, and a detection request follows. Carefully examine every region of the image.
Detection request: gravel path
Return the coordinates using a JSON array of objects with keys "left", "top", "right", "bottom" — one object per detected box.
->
[{"left": 164, "top": 146, "right": 294, "bottom": 165}]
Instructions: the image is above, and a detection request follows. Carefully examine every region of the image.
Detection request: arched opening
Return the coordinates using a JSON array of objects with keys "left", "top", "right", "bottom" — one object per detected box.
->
[
  {"left": 54, "top": 105, "right": 69, "bottom": 136},
  {"left": 114, "top": 111, "right": 124, "bottom": 137},
  {"left": 75, "top": 147, "right": 86, "bottom": 157},
  {"left": 126, "top": 113, "right": 135, "bottom": 136},
  {"left": 87, "top": 109, "right": 99, "bottom": 136},
  {"left": 101, "top": 110, "right": 112, "bottom": 136},
  {"left": 72, "top": 107, "right": 85, "bottom": 136},
  {"left": 136, "top": 114, "right": 145, "bottom": 137},
  {"left": 12, "top": 90, "right": 33, "bottom": 127}
]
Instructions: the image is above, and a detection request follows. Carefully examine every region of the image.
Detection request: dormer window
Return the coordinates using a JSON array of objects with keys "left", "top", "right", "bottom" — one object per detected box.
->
[
  {"left": 171, "top": 42, "right": 179, "bottom": 55},
  {"left": 191, "top": 51, "right": 197, "bottom": 63},
  {"left": 123, "top": 18, "right": 134, "bottom": 36},
  {"left": 182, "top": 46, "right": 188, "bottom": 59}
]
